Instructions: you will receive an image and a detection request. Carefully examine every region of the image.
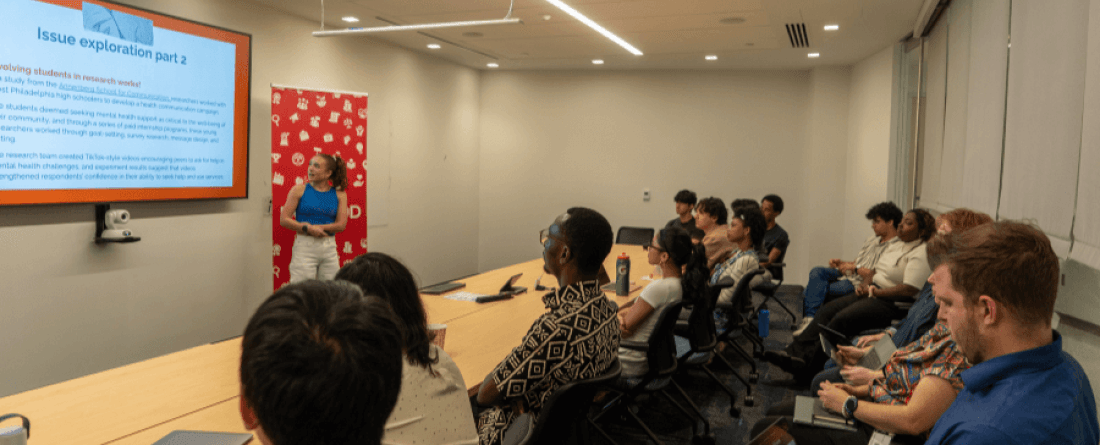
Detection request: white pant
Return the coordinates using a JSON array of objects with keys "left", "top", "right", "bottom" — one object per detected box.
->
[{"left": 289, "top": 234, "right": 340, "bottom": 283}]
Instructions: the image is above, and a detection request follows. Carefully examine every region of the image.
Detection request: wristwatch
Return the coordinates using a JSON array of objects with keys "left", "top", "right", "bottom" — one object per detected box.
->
[
  {"left": 301, "top": 224, "right": 309, "bottom": 234},
  {"left": 843, "top": 395, "right": 859, "bottom": 420}
]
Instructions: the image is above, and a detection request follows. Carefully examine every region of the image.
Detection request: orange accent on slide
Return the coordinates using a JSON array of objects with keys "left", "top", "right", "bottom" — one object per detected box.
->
[{"left": 0, "top": 0, "right": 252, "bottom": 206}]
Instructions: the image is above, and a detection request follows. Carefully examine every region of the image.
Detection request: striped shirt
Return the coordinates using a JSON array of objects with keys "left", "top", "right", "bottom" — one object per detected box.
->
[{"left": 840, "top": 235, "right": 895, "bottom": 286}]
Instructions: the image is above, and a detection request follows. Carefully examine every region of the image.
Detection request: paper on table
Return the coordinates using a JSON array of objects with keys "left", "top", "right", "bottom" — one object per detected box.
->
[{"left": 444, "top": 291, "right": 486, "bottom": 302}]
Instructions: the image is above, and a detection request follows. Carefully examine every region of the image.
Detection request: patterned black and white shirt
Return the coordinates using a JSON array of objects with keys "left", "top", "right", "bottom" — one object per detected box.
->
[{"left": 476, "top": 280, "right": 620, "bottom": 445}]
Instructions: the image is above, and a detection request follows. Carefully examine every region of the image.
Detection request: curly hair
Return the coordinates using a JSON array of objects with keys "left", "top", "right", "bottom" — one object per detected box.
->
[
  {"left": 733, "top": 207, "right": 767, "bottom": 252},
  {"left": 316, "top": 153, "right": 348, "bottom": 191},
  {"left": 865, "top": 201, "right": 904, "bottom": 228},
  {"left": 909, "top": 208, "right": 937, "bottom": 242},
  {"left": 938, "top": 208, "right": 993, "bottom": 233},
  {"left": 674, "top": 189, "right": 698, "bottom": 205},
  {"left": 730, "top": 198, "right": 761, "bottom": 214}
]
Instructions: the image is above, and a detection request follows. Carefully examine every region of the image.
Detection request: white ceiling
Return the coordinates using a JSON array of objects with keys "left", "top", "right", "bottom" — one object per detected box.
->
[{"left": 249, "top": 0, "right": 924, "bottom": 70}]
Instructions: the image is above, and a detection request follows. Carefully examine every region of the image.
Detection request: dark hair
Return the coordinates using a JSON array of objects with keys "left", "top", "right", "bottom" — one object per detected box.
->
[
  {"left": 335, "top": 252, "right": 437, "bottom": 370},
  {"left": 674, "top": 189, "right": 698, "bottom": 205},
  {"left": 562, "top": 207, "right": 614, "bottom": 275},
  {"left": 939, "top": 208, "right": 993, "bottom": 233},
  {"left": 927, "top": 221, "right": 1058, "bottom": 326},
  {"left": 240, "top": 280, "right": 403, "bottom": 445},
  {"left": 865, "top": 202, "right": 904, "bottom": 228},
  {"left": 655, "top": 227, "right": 708, "bottom": 304},
  {"left": 910, "top": 208, "right": 937, "bottom": 242},
  {"left": 317, "top": 153, "right": 349, "bottom": 191},
  {"left": 695, "top": 197, "right": 728, "bottom": 225},
  {"left": 762, "top": 194, "right": 784, "bottom": 214},
  {"left": 732, "top": 207, "right": 767, "bottom": 252},
  {"left": 730, "top": 198, "right": 760, "bottom": 214},
  {"left": 688, "top": 228, "right": 706, "bottom": 241}
]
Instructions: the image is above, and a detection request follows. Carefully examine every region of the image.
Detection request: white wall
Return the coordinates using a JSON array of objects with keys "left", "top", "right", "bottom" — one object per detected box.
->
[
  {"left": 0, "top": 0, "right": 481, "bottom": 397},
  {"left": 842, "top": 46, "right": 895, "bottom": 255},
  {"left": 477, "top": 69, "right": 852, "bottom": 287}
]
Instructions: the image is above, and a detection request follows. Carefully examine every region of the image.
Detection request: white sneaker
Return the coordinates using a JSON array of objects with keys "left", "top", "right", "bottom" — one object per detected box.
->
[{"left": 792, "top": 317, "right": 814, "bottom": 336}]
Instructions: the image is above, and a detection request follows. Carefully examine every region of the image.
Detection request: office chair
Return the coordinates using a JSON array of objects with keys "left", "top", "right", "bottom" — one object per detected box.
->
[
  {"left": 501, "top": 359, "right": 623, "bottom": 445},
  {"left": 753, "top": 242, "right": 798, "bottom": 322},
  {"left": 712, "top": 268, "right": 767, "bottom": 407},
  {"left": 616, "top": 226, "right": 655, "bottom": 245}
]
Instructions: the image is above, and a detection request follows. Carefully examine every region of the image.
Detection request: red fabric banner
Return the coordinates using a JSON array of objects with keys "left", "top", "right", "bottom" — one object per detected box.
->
[{"left": 270, "top": 87, "right": 368, "bottom": 290}]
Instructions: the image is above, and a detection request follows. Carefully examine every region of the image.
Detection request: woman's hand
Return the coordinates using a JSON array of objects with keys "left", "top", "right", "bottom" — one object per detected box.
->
[
  {"left": 855, "top": 283, "right": 870, "bottom": 296},
  {"left": 840, "top": 365, "right": 881, "bottom": 386},
  {"left": 817, "top": 381, "right": 854, "bottom": 413},
  {"left": 857, "top": 267, "right": 875, "bottom": 284},
  {"left": 306, "top": 225, "right": 327, "bottom": 237}
]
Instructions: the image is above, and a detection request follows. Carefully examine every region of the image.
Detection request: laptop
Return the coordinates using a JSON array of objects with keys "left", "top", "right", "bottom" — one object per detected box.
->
[
  {"left": 747, "top": 417, "right": 796, "bottom": 445},
  {"left": 151, "top": 431, "right": 253, "bottom": 445},
  {"left": 818, "top": 324, "right": 897, "bottom": 370},
  {"left": 420, "top": 281, "right": 467, "bottom": 295},
  {"left": 793, "top": 395, "right": 858, "bottom": 432}
]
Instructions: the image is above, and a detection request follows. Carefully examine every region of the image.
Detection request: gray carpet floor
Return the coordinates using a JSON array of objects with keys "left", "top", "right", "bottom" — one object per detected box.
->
[{"left": 595, "top": 285, "right": 810, "bottom": 445}]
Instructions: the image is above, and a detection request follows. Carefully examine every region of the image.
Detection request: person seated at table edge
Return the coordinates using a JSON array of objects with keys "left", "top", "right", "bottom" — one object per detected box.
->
[
  {"left": 665, "top": 189, "right": 698, "bottom": 232},
  {"left": 617, "top": 227, "right": 708, "bottom": 378},
  {"left": 797, "top": 201, "right": 902, "bottom": 334},
  {"left": 474, "top": 207, "right": 620, "bottom": 445},
  {"left": 695, "top": 196, "right": 733, "bottom": 269},
  {"left": 924, "top": 221, "right": 1099, "bottom": 445},
  {"left": 336, "top": 252, "right": 479, "bottom": 445},
  {"left": 239, "top": 280, "right": 404, "bottom": 445}
]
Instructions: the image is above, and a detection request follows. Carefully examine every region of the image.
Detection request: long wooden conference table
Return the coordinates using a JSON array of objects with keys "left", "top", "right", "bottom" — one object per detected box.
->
[{"left": 0, "top": 245, "right": 650, "bottom": 445}]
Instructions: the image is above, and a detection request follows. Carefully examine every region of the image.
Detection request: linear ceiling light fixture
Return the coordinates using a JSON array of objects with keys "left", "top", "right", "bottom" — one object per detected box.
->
[
  {"left": 545, "top": 0, "right": 643, "bottom": 55},
  {"left": 313, "top": 0, "right": 522, "bottom": 37}
]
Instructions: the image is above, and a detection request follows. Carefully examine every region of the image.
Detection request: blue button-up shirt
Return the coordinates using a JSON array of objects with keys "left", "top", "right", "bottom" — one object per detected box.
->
[{"left": 925, "top": 331, "right": 1099, "bottom": 445}]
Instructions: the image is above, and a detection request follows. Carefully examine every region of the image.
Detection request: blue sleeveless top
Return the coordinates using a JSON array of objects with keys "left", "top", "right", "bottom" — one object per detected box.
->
[{"left": 296, "top": 184, "right": 338, "bottom": 225}]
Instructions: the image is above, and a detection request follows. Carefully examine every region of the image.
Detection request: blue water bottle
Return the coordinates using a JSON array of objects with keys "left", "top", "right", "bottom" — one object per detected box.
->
[
  {"left": 758, "top": 309, "right": 770, "bottom": 338},
  {"left": 615, "top": 252, "right": 630, "bottom": 296}
]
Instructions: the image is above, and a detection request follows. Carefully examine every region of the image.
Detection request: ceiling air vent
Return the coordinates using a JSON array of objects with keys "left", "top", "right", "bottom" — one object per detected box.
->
[{"left": 785, "top": 23, "right": 810, "bottom": 48}]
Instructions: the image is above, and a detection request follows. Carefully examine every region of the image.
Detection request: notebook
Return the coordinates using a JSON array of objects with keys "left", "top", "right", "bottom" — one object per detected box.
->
[
  {"left": 420, "top": 281, "right": 466, "bottom": 295},
  {"left": 151, "top": 431, "right": 253, "bottom": 445},
  {"left": 792, "top": 395, "right": 858, "bottom": 432}
]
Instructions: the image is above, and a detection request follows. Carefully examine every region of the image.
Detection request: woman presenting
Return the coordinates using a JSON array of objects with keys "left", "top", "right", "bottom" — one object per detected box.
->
[{"left": 280, "top": 153, "right": 348, "bottom": 282}]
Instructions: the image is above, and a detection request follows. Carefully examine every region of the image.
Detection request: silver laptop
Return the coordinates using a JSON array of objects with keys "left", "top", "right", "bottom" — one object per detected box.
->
[{"left": 793, "top": 395, "right": 858, "bottom": 432}]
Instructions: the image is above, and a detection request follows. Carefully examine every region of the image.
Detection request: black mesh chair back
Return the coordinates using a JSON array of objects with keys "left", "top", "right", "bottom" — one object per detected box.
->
[
  {"left": 616, "top": 226, "right": 655, "bottom": 246},
  {"left": 647, "top": 300, "right": 686, "bottom": 378},
  {"left": 506, "top": 359, "right": 623, "bottom": 445}
]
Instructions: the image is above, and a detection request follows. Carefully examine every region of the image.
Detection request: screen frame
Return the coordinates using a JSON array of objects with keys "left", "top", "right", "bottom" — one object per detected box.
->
[{"left": 0, "top": 0, "right": 252, "bottom": 206}]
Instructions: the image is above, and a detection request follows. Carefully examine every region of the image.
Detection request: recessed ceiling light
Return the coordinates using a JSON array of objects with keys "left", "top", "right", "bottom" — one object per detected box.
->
[
  {"left": 342, "top": 16, "right": 359, "bottom": 23},
  {"left": 719, "top": 17, "right": 746, "bottom": 25},
  {"left": 592, "top": 59, "right": 604, "bottom": 65},
  {"left": 542, "top": 15, "right": 552, "bottom": 21},
  {"left": 487, "top": 63, "right": 499, "bottom": 68},
  {"left": 824, "top": 24, "right": 839, "bottom": 31},
  {"left": 808, "top": 52, "right": 820, "bottom": 58},
  {"left": 427, "top": 43, "right": 441, "bottom": 49},
  {"left": 705, "top": 55, "right": 718, "bottom": 61}
]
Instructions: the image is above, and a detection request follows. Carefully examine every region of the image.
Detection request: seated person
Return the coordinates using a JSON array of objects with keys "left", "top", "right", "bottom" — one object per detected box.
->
[
  {"left": 758, "top": 194, "right": 790, "bottom": 272},
  {"left": 711, "top": 207, "right": 767, "bottom": 306},
  {"left": 665, "top": 189, "right": 698, "bottom": 232},
  {"left": 798, "top": 202, "right": 902, "bottom": 334},
  {"left": 765, "top": 208, "right": 937, "bottom": 383},
  {"left": 335, "top": 252, "right": 478, "bottom": 445},
  {"left": 618, "top": 228, "right": 708, "bottom": 379},
  {"left": 811, "top": 208, "right": 993, "bottom": 390},
  {"left": 925, "top": 222, "right": 1098, "bottom": 444},
  {"left": 239, "top": 280, "right": 404, "bottom": 445},
  {"left": 751, "top": 321, "right": 969, "bottom": 445},
  {"left": 474, "top": 207, "right": 620, "bottom": 445},
  {"left": 695, "top": 197, "right": 734, "bottom": 269}
]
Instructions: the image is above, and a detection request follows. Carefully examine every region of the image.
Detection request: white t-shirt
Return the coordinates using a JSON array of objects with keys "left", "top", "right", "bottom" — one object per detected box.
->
[
  {"left": 619, "top": 277, "right": 682, "bottom": 377},
  {"left": 872, "top": 239, "right": 931, "bottom": 290},
  {"left": 383, "top": 344, "right": 479, "bottom": 445}
]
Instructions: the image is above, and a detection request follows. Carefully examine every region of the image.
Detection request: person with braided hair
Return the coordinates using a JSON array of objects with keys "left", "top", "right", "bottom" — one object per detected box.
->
[{"left": 279, "top": 153, "right": 349, "bottom": 282}]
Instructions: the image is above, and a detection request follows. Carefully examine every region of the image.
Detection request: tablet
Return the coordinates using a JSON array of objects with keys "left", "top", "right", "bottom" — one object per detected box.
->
[
  {"left": 420, "top": 282, "right": 466, "bottom": 295},
  {"left": 151, "top": 431, "right": 253, "bottom": 445}
]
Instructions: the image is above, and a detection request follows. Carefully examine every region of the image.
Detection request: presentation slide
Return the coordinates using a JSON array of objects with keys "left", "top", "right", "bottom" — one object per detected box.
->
[{"left": 0, "top": 0, "right": 247, "bottom": 199}]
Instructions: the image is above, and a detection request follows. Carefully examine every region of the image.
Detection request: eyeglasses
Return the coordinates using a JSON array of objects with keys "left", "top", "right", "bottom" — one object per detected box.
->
[
  {"left": 539, "top": 228, "right": 564, "bottom": 247},
  {"left": 645, "top": 244, "right": 664, "bottom": 252}
]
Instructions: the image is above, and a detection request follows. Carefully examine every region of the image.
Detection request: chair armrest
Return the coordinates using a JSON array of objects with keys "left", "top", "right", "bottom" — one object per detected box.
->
[{"left": 620, "top": 340, "right": 649, "bottom": 351}]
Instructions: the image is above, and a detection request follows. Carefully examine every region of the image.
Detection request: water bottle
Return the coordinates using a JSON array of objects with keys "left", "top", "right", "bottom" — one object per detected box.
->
[
  {"left": 0, "top": 414, "right": 29, "bottom": 445},
  {"left": 758, "top": 309, "right": 770, "bottom": 338},
  {"left": 615, "top": 252, "right": 630, "bottom": 296}
]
